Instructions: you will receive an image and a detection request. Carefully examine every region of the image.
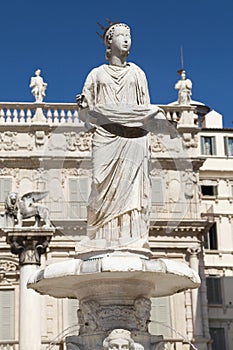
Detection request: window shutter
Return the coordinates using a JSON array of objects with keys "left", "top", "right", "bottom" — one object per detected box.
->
[
  {"left": 224, "top": 137, "right": 228, "bottom": 156},
  {"left": 150, "top": 297, "right": 172, "bottom": 337},
  {"left": 0, "top": 290, "right": 15, "bottom": 340},
  {"left": 0, "top": 178, "right": 12, "bottom": 202},
  {"left": 77, "top": 178, "right": 89, "bottom": 202},
  {"left": 210, "top": 328, "right": 226, "bottom": 350},
  {"left": 213, "top": 186, "right": 218, "bottom": 196},
  {"left": 69, "top": 178, "right": 90, "bottom": 219},
  {"left": 151, "top": 178, "right": 163, "bottom": 204},
  {"left": 206, "top": 277, "right": 222, "bottom": 304},
  {"left": 211, "top": 137, "right": 216, "bottom": 155},
  {"left": 201, "top": 137, "right": 205, "bottom": 155}
]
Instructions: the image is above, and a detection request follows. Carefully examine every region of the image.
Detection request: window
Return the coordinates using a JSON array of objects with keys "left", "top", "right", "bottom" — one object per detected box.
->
[
  {"left": 210, "top": 328, "right": 226, "bottom": 350},
  {"left": 69, "top": 178, "right": 90, "bottom": 219},
  {"left": 0, "top": 290, "right": 15, "bottom": 340},
  {"left": 0, "top": 178, "right": 12, "bottom": 202},
  {"left": 204, "top": 223, "right": 218, "bottom": 250},
  {"left": 151, "top": 178, "right": 163, "bottom": 204},
  {"left": 201, "top": 136, "right": 216, "bottom": 155},
  {"left": 224, "top": 136, "right": 233, "bottom": 156},
  {"left": 206, "top": 277, "right": 222, "bottom": 304},
  {"left": 201, "top": 185, "right": 218, "bottom": 197}
]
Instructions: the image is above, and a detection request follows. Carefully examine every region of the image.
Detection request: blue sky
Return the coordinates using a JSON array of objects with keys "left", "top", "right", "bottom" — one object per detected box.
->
[{"left": 0, "top": 0, "right": 232, "bottom": 126}]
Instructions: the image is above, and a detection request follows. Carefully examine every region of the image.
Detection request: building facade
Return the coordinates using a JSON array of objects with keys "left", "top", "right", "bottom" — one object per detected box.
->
[{"left": 0, "top": 74, "right": 232, "bottom": 350}]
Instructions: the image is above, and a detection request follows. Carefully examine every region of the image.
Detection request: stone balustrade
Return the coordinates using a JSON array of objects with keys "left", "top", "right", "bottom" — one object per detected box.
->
[
  {"left": 0, "top": 102, "right": 197, "bottom": 126},
  {"left": 0, "top": 341, "right": 18, "bottom": 350},
  {"left": 19, "top": 201, "right": 212, "bottom": 221}
]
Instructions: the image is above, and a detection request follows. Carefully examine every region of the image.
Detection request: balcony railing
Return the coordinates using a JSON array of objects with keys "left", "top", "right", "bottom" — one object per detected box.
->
[
  {"left": 0, "top": 201, "right": 212, "bottom": 226},
  {"left": 0, "top": 341, "right": 18, "bottom": 350},
  {"left": 0, "top": 102, "right": 196, "bottom": 126},
  {"left": 46, "top": 201, "right": 211, "bottom": 222}
]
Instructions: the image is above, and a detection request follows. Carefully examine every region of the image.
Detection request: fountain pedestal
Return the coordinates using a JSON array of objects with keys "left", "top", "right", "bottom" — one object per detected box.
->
[{"left": 28, "top": 250, "right": 200, "bottom": 350}]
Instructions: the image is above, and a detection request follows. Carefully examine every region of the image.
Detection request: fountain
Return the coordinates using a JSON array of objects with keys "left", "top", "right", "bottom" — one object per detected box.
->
[{"left": 28, "top": 21, "right": 200, "bottom": 350}]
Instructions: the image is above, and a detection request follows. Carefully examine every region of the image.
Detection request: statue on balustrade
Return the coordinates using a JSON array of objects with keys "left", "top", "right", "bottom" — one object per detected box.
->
[
  {"left": 5, "top": 191, "right": 50, "bottom": 228},
  {"left": 175, "top": 70, "right": 192, "bottom": 105},
  {"left": 30, "top": 69, "right": 47, "bottom": 102},
  {"left": 77, "top": 21, "right": 168, "bottom": 249}
]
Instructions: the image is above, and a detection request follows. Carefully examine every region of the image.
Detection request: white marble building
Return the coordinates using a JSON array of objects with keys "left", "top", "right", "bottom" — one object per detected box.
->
[{"left": 0, "top": 71, "right": 232, "bottom": 350}]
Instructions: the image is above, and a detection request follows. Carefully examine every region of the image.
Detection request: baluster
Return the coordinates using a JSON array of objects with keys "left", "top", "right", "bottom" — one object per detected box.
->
[
  {"left": 73, "top": 110, "right": 79, "bottom": 123},
  {"left": 0, "top": 109, "right": 5, "bottom": 123},
  {"left": 13, "top": 109, "right": 18, "bottom": 123},
  {"left": 47, "top": 109, "right": 52, "bottom": 124},
  {"left": 53, "top": 109, "right": 59, "bottom": 124},
  {"left": 60, "top": 109, "right": 66, "bottom": 123},
  {"left": 67, "top": 110, "right": 72, "bottom": 124},
  {"left": 26, "top": 109, "right": 32, "bottom": 123},
  {"left": 6, "top": 109, "right": 12, "bottom": 123},
  {"left": 20, "top": 109, "right": 25, "bottom": 123},
  {"left": 172, "top": 111, "right": 178, "bottom": 122},
  {"left": 166, "top": 111, "right": 171, "bottom": 121}
]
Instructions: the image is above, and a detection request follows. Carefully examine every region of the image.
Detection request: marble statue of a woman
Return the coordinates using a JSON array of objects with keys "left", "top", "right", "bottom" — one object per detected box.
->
[{"left": 77, "top": 22, "right": 165, "bottom": 249}]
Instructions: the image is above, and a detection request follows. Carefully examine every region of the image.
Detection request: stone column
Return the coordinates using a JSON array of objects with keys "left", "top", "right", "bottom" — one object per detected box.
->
[{"left": 5, "top": 228, "right": 54, "bottom": 350}]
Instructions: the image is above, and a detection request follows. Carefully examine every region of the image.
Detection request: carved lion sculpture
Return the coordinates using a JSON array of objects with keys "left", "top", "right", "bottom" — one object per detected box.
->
[{"left": 5, "top": 191, "right": 51, "bottom": 228}]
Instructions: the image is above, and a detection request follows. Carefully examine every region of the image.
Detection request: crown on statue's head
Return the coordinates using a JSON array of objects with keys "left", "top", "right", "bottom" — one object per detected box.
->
[{"left": 97, "top": 18, "right": 130, "bottom": 45}]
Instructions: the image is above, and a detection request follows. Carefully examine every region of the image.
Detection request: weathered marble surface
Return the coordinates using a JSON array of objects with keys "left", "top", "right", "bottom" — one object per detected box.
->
[
  {"left": 77, "top": 23, "right": 166, "bottom": 250},
  {"left": 28, "top": 251, "right": 200, "bottom": 299}
]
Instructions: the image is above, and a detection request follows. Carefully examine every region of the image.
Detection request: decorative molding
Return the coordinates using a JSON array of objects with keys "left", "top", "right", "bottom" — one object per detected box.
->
[
  {"left": 78, "top": 297, "right": 151, "bottom": 334},
  {"left": 151, "top": 134, "right": 167, "bottom": 153},
  {"left": 0, "top": 131, "right": 33, "bottom": 151},
  {"left": 64, "top": 131, "right": 92, "bottom": 152},
  {"left": 182, "top": 132, "right": 198, "bottom": 148},
  {"left": 0, "top": 259, "right": 18, "bottom": 272},
  {"left": 62, "top": 168, "right": 92, "bottom": 177},
  {"left": 0, "top": 168, "right": 19, "bottom": 177},
  {"left": 0, "top": 258, "right": 19, "bottom": 284}
]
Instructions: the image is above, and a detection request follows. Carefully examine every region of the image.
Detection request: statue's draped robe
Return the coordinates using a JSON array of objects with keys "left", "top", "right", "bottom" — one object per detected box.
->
[{"left": 81, "top": 63, "right": 163, "bottom": 246}]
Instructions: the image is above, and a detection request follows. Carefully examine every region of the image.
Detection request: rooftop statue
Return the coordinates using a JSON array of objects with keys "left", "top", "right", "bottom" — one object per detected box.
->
[
  {"left": 77, "top": 21, "right": 167, "bottom": 250},
  {"left": 29, "top": 69, "right": 47, "bottom": 102},
  {"left": 5, "top": 191, "right": 50, "bottom": 228},
  {"left": 175, "top": 70, "right": 192, "bottom": 105}
]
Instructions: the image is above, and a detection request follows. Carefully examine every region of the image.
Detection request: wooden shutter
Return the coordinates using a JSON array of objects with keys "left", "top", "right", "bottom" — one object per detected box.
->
[
  {"left": 206, "top": 277, "right": 222, "bottom": 304},
  {"left": 0, "top": 290, "right": 15, "bottom": 340},
  {"left": 201, "top": 137, "right": 205, "bottom": 155},
  {"left": 151, "top": 178, "right": 163, "bottom": 204},
  {"left": 211, "top": 137, "right": 216, "bottom": 155},
  {"left": 224, "top": 137, "right": 229, "bottom": 156},
  {"left": 69, "top": 178, "right": 90, "bottom": 219},
  {"left": 0, "top": 178, "right": 12, "bottom": 202},
  {"left": 210, "top": 328, "right": 226, "bottom": 350}
]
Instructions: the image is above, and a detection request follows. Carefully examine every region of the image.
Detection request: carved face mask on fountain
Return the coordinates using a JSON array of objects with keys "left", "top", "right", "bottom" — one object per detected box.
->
[
  {"left": 108, "top": 338, "right": 130, "bottom": 350},
  {"left": 103, "top": 329, "right": 135, "bottom": 350}
]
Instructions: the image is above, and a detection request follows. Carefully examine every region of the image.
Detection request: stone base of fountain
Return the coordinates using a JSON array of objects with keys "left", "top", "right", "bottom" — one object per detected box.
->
[{"left": 28, "top": 250, "right": 200, "bottom": 349}]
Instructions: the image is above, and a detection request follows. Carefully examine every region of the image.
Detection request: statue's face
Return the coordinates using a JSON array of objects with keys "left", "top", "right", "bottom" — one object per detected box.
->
[
  {"left": 108, "top": 338, "right": 130, "bottom": 350},
  {"left": 109, "top": 26, "right": 131, "bottom": 56}
]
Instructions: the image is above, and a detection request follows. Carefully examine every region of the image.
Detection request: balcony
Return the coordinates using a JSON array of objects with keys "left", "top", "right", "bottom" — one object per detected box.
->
[{"left": 0, "top": 102, "right": 197, "bottom": 126}]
